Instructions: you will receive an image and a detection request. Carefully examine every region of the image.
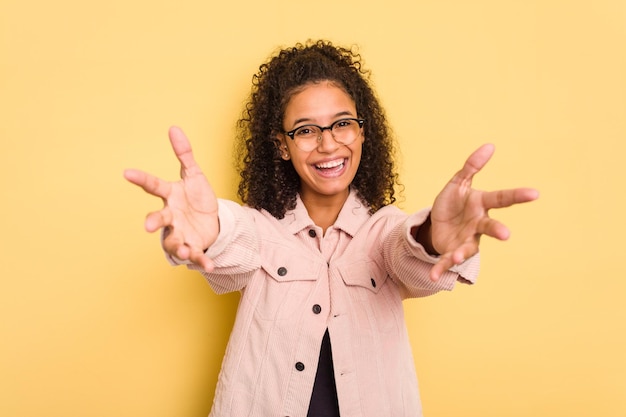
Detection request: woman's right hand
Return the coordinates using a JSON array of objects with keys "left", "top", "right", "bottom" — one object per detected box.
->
[{"left": 124, "top": 126, "right": 219, "bottom": 272}]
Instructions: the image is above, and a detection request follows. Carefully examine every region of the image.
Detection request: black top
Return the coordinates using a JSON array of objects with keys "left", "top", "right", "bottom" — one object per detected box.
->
[{"left": 307, "top": 329, "right": 341, "bottom": 417}]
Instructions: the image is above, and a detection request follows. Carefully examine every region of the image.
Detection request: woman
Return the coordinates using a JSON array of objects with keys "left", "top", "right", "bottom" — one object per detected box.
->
[{"left": 124, "top": 40, "right": 538, "bottom": 417}]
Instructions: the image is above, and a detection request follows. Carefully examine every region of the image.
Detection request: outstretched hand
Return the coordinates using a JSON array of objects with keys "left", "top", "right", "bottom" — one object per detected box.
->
[
  {"left": 423, "top": 144, "right": 539, "bottom": 281},
  {"left": 124, "top": 126, "right": 219, "bottom": 272}
]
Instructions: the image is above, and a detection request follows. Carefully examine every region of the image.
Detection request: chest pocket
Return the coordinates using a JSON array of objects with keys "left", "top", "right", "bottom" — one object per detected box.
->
[
  {"left": 336, "top": 258, "right": 389, "bottom": 294},
  {"left": 259, "top": 238, "right": 322, "bottom": 282},
  {"left": 252, "top": 239, "right": 323, "bottom": 321},
  {"left": 336, "top": 258, "right": 402, "bottom": 334}
]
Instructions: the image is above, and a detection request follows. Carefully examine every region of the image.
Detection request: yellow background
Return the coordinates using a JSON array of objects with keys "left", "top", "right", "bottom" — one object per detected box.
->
[{"left": 1, "top": 0, "right": 624, "bottom": 416}]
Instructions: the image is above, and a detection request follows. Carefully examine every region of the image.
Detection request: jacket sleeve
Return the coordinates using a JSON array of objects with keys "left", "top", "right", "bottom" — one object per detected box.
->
[
  {"left": 164, "top": 199, "right": 262, "bottom": 294},
  {"left": 381, "top": 208, "right": 480, "bottom": 299}
]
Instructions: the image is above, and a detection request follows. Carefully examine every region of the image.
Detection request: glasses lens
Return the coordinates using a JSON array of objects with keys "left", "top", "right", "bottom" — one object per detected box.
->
[
  {"left": 331, "top": 119, "right": 360, "bottom": 145},
  {"left": 293, "top": 125, "right": 321, "bottom": 151}
]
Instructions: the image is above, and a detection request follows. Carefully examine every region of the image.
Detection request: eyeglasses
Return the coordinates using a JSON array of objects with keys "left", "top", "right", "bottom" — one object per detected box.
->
[{"left": 284, "top": 118, "right": 365, "bottom": 152}]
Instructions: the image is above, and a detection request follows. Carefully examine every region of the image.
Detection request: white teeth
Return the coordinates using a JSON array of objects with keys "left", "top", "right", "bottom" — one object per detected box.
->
[{"left": 316, "top": 159, "right": 344, "bottom": 169}]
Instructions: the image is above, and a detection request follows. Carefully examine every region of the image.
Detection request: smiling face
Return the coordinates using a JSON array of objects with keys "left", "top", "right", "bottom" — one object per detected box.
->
[{"left": 279, "top": 80, "right": 364, "bottom": 207}]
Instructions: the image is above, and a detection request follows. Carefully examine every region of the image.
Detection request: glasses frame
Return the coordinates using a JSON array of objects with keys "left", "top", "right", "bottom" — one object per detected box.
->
[{"left": 284, "top": 118, "right": 365, "bottom": 149}]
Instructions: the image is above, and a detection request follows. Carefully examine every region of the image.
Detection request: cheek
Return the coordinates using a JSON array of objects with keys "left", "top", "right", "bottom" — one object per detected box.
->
[
  {"left": 354, "top": 139, "right": 365, "bottom": 156},
  {"left": 288, "top": 152, "right": 311, "bottom": 172}
]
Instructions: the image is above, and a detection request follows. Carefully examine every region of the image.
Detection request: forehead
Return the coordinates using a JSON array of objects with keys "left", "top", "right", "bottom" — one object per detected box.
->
[{"left": 283, "top": 81, "right": 356, "bottom": 123}]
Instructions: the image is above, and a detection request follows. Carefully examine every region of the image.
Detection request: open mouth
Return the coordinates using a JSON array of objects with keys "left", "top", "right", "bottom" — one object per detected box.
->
[{"left": 315, "top": 158, "right": 345, "bottom": 172}]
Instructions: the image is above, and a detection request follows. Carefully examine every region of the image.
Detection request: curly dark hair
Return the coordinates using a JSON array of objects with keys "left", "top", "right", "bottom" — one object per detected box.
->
[{"left": 235, "top": 39, "right": 399, "bottom": 219}]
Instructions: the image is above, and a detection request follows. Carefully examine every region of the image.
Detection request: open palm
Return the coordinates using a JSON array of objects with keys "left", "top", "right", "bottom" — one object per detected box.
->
[
  {"left": 124, "top": 126, "right": 219, "bottom": 271},
  {"left": 428, "top": 144, "right": 539, "bottom": 280}
]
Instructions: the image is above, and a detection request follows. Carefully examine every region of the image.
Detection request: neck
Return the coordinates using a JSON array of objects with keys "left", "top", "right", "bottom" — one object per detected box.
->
[{"left": 300, "top": 188, "right": 350, "bottom": 234}]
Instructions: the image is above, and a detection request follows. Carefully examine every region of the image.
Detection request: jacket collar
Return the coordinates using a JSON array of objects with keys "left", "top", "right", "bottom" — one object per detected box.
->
[{"left": 279, "top": 189, "right": 371, "bottom": 237}]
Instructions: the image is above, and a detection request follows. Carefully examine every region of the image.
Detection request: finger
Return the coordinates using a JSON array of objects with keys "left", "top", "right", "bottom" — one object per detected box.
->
[
  {"left": 430, "top": 254, "right": 455, "bottom": 281},
  {"left": 123, "top": 168, "right": 146, "bottom": 187},
  {"left": 162, "top": 230, "right": 188, "bottom": 258},
  {"left": 168, "top": 126, "right": 202, "bottom": 177},
  {"left": 165, "top": 237, "right": 214, "bottom": 272},
  {"left": 430, "top": 242, "right": 478, "bottom": 281},
  {"left": 482, "top": 187, "right": 540, "bottom": 209},
  {"left": 189, "top": 249, "right": 215, "bottom": 272},
  {"left": 124, "top": 169, "right": 173, "bottom": 199},
  {"left": 450, "top": 143, "right": 495, "bottom": 185},
  {"left": 145, "top": 207, "right": 174, "bottom": 233},
  {"left": 175, "top": 244, "right": 191, "bottom": 260},
  {"left": 476, "top": 216, "right": 511, "bottom": 241}
]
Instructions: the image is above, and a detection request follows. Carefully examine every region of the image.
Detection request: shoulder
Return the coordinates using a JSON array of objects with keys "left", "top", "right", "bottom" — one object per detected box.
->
[{"left": 366, "top": 204, "right": 408, "bottom": 230}]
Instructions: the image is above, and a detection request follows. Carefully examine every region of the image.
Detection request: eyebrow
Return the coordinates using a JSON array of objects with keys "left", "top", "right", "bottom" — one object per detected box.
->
[{"left": 291, "top": 111, "right": 355, "bottom": 127}]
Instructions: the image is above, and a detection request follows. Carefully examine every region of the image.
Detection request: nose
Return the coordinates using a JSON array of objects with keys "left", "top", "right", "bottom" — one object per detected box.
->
[{"left": 316, "top": 128, "right": 340, "bottom": 152}]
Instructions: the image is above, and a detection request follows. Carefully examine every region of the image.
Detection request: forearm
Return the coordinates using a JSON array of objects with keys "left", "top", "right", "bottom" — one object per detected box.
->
[{"left": 383, "top": 209, "right": 480, "bottom": 298}]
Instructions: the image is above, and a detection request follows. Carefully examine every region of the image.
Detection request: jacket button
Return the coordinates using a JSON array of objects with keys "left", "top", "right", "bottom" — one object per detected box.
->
[
  {"left": 371, "top": 278, "right": 376, "bottom": 288},
  {"left": 308, "top": 229, "right": 317, "bottom": 238},
  {"left": 295, "top": 362, "right": 305, "bottom": 371},
  {"left": 312, "top": 304, "right": 322, "bottom": 314},
  {"left": 277, "top": 267, "right": 287, "bottom": 276}
]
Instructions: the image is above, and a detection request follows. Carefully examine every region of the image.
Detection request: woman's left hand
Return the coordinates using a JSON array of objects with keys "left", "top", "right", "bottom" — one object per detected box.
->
[{"left": 422, "top": 144, "right": 539, "bottom": 281}]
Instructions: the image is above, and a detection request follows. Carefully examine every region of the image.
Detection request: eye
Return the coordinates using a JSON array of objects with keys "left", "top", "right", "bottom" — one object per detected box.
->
[
  {"left": 295, "top": 125, "right": 319, "bottom": 137},
  {"left": 334, "top": 119, "right": 354, "bottom": 129}
]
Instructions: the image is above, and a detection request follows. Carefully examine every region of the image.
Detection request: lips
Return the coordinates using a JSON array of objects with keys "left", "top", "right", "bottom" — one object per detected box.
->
[
  {"left": 313, "top": 158, "right": 347, "bottom": 177},
  {"left": 315, "top": 158, "right": 344, "bottom": 169}
]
